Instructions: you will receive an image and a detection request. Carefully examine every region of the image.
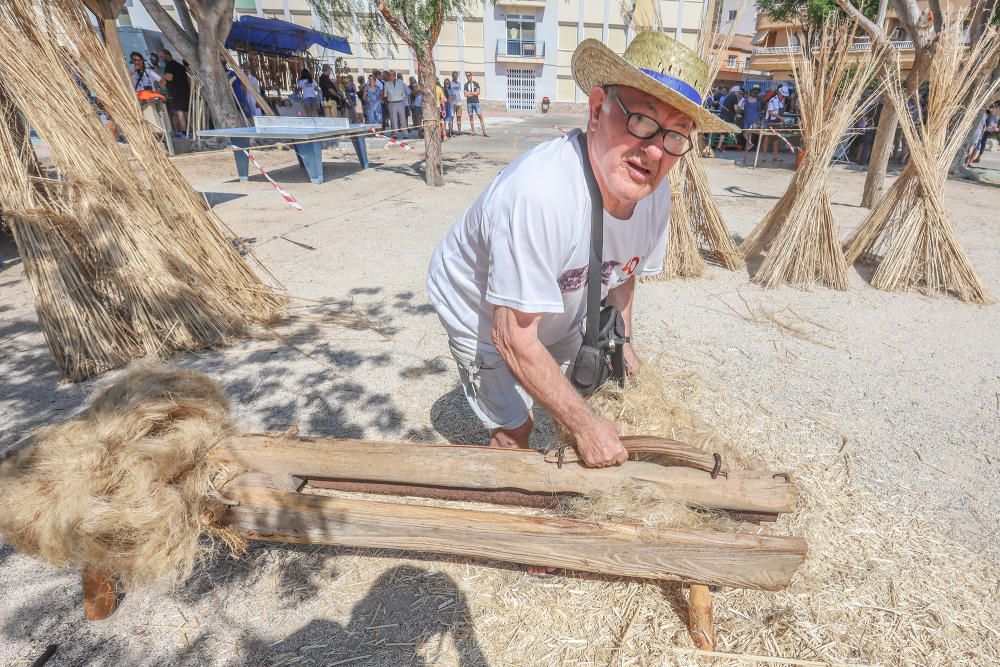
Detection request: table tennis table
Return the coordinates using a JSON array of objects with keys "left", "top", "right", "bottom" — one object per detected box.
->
[{"left": 198, "top": 116, "right": 375, "bottom": 185}]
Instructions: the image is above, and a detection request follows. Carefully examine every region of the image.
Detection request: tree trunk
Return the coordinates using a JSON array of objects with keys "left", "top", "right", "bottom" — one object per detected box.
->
[
  {"left": 861, "top": 50, "right": 932, "bottom": 207},
  {"left": 196, "top": 35, "right": 244, "bottom": 129},
  {"left": 417, "top": 48, "right": 444, "bottom": 186},
  {"left": 861, "top": 103, "right": 899, "bottom": 207},
  {"left": 138, "top": 0, "right": 244, "bottom": 129}
]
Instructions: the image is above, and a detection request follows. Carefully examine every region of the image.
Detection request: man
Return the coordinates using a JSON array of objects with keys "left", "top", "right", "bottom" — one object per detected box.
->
[
  {"left": 410, "top": 76, "right": 424, "bottom": 137},
  {"left": 427, "top": 32, "right": 737, "bottom": 479},
  {"left": 383, "top": 70, "right": 408, "bottom": 138},
  {"left": 320, "top": 64, "right": 346, "bottom": 117},
  {"left": 965, "top": 100, "right": 999, "bottom": 166},
  {"left": 240, "top": 62, "right": 263, "bottom": 118},
  {"left": 450, "top": 71, "right": 463, "bottom": 135},
  {"left": 159, "top": 50, "right": 189, "bottom": 137},
  {"left": 760, "top": 84, "right": 789, "bottom": 162},
  {"left": 463, "top": 72, "right": 488, "bottom": 137},
  {"left": 715, "top": 85, "right": 741, "bottom": 149}
]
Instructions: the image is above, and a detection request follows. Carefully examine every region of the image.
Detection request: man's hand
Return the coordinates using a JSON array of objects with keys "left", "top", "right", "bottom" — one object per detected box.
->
[
  {"left": 572, "top": 414, "right": 628, "bottom": 467},
  {"left": 623, "top": 341, "right": 641, "bottom": 377}
]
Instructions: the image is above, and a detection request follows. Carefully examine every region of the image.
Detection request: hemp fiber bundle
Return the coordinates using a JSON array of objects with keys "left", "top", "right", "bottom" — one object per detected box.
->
[
  {"left": 842, "top": 21, "right": 998, "bottom": 303},
  {"left": 0, "top": 0, "right": 283, "bottom": 381},
  {"left": 740, "top": 19, "right": 885, "bottom": 290},
  {"left": 0, "top": 363, "right": 239, "bottom": 591}
]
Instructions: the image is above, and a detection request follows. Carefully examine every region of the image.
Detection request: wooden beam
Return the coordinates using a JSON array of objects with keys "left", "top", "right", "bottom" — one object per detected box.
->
[
  {"left": 213, "top": 434, "right": 798, "bottom": 514},
  {"left": 221, "top": 481, "right": 807, "bottom": 591},
  {"left": 688, "top": 583, "right": 715, "bottom": 650},
  {"left": 82, "top": 567, "right": 119, "bottom": 621}
]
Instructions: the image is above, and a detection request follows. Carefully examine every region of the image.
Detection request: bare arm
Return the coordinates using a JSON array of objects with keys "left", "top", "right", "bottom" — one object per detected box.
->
[
  {"left": 492, "top": 306, "right": 627, "bottom": 467},
  {"left": 604, "top": 277, "right": 641, "bottom": 375}
]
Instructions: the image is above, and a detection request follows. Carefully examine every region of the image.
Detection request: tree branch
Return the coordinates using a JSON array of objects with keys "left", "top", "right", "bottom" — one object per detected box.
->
[
  {"left": 138, "top": 0, "right": 196, "bottom": 55},
  {"left": 428, "top": 0, "right": 447, "bottom": 46},
  {"left": 173, "top": 0, "right": 198, "bottom": 38},
  {"left": 835, "top": 0, "right": 885, "bottom": 42},
  {"left": 376, "top": 3, "right": 417, "bottom": 49}
]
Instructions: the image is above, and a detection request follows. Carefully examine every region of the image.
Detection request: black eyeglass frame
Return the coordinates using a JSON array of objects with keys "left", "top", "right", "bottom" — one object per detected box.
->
[{"left": 605, "top": 86, "right": 694, "bottom": 157}]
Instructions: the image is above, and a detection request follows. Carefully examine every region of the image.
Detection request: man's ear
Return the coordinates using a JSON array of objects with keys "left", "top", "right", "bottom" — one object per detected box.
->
[{"left": 587, "top": 86, "right": 606, "bottom": 131}]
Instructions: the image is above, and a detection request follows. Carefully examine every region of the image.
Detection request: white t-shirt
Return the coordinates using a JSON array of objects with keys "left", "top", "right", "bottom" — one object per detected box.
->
[
  {"left": 299, "top": 79, "right": 319, "bottom": 99},
  {"left": 427, "top": 129, "right": 671, "bottom": 351},
  {"left": 766, "top": 95, "right": 784, "bottom": 120}
]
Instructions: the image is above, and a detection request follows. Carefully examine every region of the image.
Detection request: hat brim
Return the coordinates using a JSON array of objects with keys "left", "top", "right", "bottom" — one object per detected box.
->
[{"left": 572, "top": 39, "right": 740, "bottom": 135}]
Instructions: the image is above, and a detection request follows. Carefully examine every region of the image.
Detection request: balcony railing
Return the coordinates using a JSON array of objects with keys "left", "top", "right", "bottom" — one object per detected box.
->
[
  {"left": 497, "top": 39, "right": 545, "bottom": 58},
  {"left": 752, "top": 40, "right": 918, "bottom": 55}
]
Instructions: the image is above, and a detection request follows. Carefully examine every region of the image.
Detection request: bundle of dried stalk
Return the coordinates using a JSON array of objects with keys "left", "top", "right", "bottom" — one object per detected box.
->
[
  {"left": 843, "top": 21, "right": 998, "bottom": 303},
  {"left": 649, "top": 5, "right": 746, "bottom": 280},
  {"left": 740, "top": 18, "right": 885, "bottom": 290},
  {"left": 0, "top": 0, "right": 283, "bottom": 380},
  {"left": 0, "top": 363, "right": 242, "bottom": 591}
]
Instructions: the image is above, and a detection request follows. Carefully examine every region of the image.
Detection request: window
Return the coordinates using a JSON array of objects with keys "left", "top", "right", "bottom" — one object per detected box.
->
[
  {"left": 727, "top": 54, "right": 736, "bottom": 68},
  {"left": 728, "top": 10, "right": 737, "bottom": 20}
]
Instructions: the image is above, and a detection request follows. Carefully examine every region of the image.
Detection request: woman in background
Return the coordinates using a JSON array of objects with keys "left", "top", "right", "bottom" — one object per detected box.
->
[
  {"left": 363, "top": 74, "right": 383, "bottom": 126},
  {"left": 297, "top": 67, "right": 320, "bottom": 117}
]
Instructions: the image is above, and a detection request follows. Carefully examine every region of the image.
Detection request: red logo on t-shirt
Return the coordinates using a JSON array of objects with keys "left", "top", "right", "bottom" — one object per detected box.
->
[{"left": 621, "top": 256, "right": 640, "bottom": 278}]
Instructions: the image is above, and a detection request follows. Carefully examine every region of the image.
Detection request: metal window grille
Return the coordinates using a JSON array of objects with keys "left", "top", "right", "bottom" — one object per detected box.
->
[{"left": 506, "top": 67, "right": 537, "bottom": 111}]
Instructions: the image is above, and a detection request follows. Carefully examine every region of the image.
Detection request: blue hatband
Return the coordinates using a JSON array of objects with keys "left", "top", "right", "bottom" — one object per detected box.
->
[{"left": 638, "top": 68, "right": 702, "bottom": 106}]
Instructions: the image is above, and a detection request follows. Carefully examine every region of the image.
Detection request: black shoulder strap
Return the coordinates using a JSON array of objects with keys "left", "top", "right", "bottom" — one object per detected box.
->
[{"left": 576, "top": 131, "right": 604, "bottom": 348}]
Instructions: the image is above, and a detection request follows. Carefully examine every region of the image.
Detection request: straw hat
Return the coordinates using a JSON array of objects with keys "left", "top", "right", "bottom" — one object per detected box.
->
[{"left": 572, "top": 31, "right": 740, "bottom": 134}]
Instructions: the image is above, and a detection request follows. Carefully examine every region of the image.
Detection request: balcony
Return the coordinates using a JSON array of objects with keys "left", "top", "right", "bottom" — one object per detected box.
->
[
  {"left": 496, "top": 0, "right": 547, "bottom": 6},
  {"left": 496, "top": 39, "right": 545, "bottom": 63},
  {"left": 751, "top": 40, "right": 916, "bottom": 56}
]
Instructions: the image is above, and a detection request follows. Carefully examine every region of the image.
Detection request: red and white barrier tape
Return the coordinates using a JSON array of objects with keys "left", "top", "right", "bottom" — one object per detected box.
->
[
  {"left": 232, "top": 145, "right": 303, "bottom": 211},
  {"left": 766, "top": 127, "right": 800, "bottom": 154},
  {"left": 369, "top": 128, "right": 415, "bottom": 151}
]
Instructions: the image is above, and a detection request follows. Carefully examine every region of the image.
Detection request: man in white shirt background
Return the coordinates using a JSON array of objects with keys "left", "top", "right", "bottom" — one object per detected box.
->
[
  {"left": 761, "top": 84, "right": 790, "bottom": 162},
  {"left": 383, "top": 70, "right": 408, "bottom": 139}
]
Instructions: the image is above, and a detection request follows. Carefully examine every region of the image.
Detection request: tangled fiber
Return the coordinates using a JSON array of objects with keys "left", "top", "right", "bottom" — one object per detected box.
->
[
  {"left": 557, "top": 356, "right": 748, "bottom": 532},
  {"left": 0, "top": 363, "right": 240, "bottom": 591}
]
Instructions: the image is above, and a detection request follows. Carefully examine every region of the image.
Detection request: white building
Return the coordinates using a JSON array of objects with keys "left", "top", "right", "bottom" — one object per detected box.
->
[{"left": 129, "top": 0, "right": 711, "bottom": 110}]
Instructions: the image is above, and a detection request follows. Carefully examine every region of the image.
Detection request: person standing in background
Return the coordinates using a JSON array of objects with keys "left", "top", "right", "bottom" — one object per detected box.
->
[
  {"left": 738, "top": 86, "right": 761, "bottom": 154},
  {"left": 463, "top": 72, "right": 487, "bottom": 137},
  {"left": 129, "top": 52, "right": 161, "bottom": 92},
  {"left": 343, "top": 75, "right": 358, "bottom": 123},
  {"left": 450, "top": 71, "right": 463, "bottom": 135},
  {"left": 384, "top": 70, "right": 408, "bottom": 138},
  {"left": 298, "top": 68, "right": 321, "bottom": 117},
  {"left": 363, "top": 73, "right": 383, "bottom": 126},
  {"left": 239, "top": 62, "right": 262, "bottom": 118},
  {"left": 411, "top": 80, "right": 424, "bottom": 137},
  {"left": 319, "top": 64, "right": 345, "bottom": 117}
]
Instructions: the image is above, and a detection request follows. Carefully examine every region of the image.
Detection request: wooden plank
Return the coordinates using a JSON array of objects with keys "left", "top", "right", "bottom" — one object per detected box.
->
[
  {"left": 82, "top": 567, "right": 119, "bottom": 621},
  {"left": 688, "top": 584, "right": 715, "bottom": 650},
  {"left": 213, "top": 434, "right": 798, "bottom": 514},
  {"left": 221, "top": 482, "right": 807, "bottom": 591}
]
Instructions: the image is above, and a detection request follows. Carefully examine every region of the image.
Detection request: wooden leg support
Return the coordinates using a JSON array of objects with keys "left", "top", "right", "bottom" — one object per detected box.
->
[
  {"left": 688, "top": 583, "right": 715, "bottom": 650},
  {"left": 82, "top": 567, "right": 119, "bottom": 621}
]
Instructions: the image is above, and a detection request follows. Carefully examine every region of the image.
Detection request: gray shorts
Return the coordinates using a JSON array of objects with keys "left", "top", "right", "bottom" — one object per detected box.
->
[{"left": 448, "top": 331, "right": 582, "bottom": 431}]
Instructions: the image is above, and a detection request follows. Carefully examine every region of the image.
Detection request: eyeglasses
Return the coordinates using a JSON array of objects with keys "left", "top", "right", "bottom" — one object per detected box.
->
[{"left": 611, "top": 90, "right": 693, "bottom": 157}]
